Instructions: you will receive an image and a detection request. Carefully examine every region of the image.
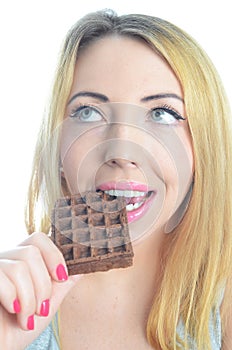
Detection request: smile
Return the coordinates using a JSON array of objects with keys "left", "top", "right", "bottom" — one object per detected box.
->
[
  {"left": 103, "top": 189, "right": 152, "bottom": 211},
  {"left": 97, "top": 182, "right": 156, "bottom": 223}
]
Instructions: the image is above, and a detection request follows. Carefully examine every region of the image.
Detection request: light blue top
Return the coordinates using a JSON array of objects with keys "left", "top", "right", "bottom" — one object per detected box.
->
[
  {"left": 25, "top": 308, "right": 222, "bottom": 350},
  {"left": 25, "top": 313, "right": 60, "bottom": 350},
  {"left": 25, "top": 322, "right": 59, "bottom": 350}
]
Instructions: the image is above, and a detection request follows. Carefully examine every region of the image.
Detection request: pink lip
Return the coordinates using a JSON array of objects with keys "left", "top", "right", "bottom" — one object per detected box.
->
[
  {"left": 98, "top": 181, "right": 149, "bottom": 192},
  {"left": 97, "top": 181, "right": 155, "bottom": 223},
  {"left": 127, "top": 192, "right": 155, "bottom": 223}
]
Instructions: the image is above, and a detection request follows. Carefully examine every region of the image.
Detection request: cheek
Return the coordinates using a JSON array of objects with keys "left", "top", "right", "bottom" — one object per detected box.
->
[
  {"left": 60, "top": 121, "right": 194, "bottom": 202},
  {"left": 61, "top": 134, "right": 99, "bottom": 194},
  {"left": 152, "top": 130, "right": 193, "bottom": 183},
  {"left": 62, "top": 144, "right": 82, "bottom": 194},
  {"left": 153, "top": 126, "right": 194, "bottom": 215}
]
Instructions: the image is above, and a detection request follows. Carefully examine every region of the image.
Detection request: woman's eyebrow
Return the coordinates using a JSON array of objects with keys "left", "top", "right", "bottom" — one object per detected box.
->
[
  {"left": 141, "top": 93, "right": 184, "bottom": 103},
  {"left": 68, "top": 91, "right": 109, "bottom": 105},
  {"left": 68, "top": 91, "right": 184, "bottom": 105}
]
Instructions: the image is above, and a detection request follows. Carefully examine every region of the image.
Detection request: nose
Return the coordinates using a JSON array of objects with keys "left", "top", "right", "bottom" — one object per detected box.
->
[
  {"left": 103, "top": 123, "right": 140, "bottom": 170},
  {"left": 106, "top": 158, "right": 137, "bottom": 169},
  {"left": 103, "top": 135, "right": 139, "bottom": 170}
]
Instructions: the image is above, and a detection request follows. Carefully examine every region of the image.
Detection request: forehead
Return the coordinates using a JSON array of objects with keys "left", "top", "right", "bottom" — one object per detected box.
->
[{"left": 72, "top": 35, "right": 183, "bottom": 101}]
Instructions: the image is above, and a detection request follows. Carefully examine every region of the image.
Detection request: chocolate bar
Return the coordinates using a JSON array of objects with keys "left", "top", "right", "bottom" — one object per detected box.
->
[{"left": 51, "top": 191, "right": 134, "bottom": 275}]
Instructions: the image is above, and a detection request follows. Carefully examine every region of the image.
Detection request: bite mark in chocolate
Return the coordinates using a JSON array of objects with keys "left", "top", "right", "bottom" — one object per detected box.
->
[{"left": 51, "top": 191, "right": 134, "bottom": 275}]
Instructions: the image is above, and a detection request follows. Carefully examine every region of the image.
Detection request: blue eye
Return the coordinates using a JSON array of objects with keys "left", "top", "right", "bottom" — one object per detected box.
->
[
  {"left": 70, "top": 105, "right": 103, "bottom": 122},
  {"left": 150, "top": 107, "right": 185, "bottom": 125}
]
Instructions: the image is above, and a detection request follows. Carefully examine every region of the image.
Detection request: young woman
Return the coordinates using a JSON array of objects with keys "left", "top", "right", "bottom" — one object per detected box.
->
[{"left": 0, "top": 10, "right": 231, "bottom": 350}]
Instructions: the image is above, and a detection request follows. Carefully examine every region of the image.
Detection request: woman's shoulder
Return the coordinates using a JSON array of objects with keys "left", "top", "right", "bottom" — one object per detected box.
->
[{"left": 177, "top": 305, "right": 222, "bottom": 350}]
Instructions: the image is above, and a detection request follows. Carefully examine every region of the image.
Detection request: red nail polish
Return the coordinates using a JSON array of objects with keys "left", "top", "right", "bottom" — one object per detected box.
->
[
  {"left": 13, "top": 298, "right": 21, "bottom": 313},
  {"left": 27, "top": 315, "right": 34, "bottom": 330},
  {"left": 40, "top": 299, "right": 50, "bottom": 317},
  {"left": 56, "top": 264, "right": 68, "bottom": 281}
]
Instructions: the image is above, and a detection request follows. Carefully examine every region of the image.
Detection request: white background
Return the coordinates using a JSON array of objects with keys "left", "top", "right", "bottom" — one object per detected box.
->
[{"left": 0, "top": 0, "right": 231, "bottom": 250}]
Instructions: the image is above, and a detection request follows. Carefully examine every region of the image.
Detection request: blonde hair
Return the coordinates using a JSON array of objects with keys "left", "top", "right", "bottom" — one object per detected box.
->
[{"left": 25, "top": 10, "right": 232, "bottom": 349}]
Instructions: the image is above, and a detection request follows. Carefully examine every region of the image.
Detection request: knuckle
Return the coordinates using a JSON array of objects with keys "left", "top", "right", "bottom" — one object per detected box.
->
[
  {"left": 0, "top": 273, "right": 16, "bottom": 307},
  {"left": 22, "top": 245, "right": 41, "bottom": 262},
  {"left": 10, "top": 260, "right": 28, "bottom": 277},
  {"left": 29, "top": 231, "right": 48, "bottom": 243},
  {"left": 23, "top": 296, "right": 36, "bottom": 312},
  {"left": 36, "top": 274, "right": 52, "bottom": 298}
]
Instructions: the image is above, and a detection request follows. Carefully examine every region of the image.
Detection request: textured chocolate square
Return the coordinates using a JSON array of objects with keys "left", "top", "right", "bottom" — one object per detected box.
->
[{"left": 51, "top": 191, "right": 134, "bottom": 275}]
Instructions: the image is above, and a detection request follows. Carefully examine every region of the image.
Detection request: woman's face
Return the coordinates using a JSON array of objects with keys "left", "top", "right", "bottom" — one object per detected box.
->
[{"left": 61, "top": 35, "right": 194, "bottom": 241}]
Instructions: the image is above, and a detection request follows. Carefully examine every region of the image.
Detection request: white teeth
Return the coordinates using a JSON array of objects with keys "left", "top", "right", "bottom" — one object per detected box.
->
[
  {"left": 104, "top": 189, "right": 146, "bottom": 198},
  {"left": 126, "top": 203, "right": 134, "bottom": 211},
  {"left": 104, "top": 189, "right": 148, "bottom": 211},
  {"left": 126, "top": 202, "right": 143, "bottom": 212},
  {"left": 133, "top": 202, "right": 143, "bottom": 209}
]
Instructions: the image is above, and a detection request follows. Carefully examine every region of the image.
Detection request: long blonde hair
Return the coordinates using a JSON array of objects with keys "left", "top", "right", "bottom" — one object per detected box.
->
[{"left": 25, "top": 10, "right": 232, "bottom": 349}]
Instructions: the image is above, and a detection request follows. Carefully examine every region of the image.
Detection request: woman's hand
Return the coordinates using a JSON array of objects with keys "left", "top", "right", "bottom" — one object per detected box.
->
[{"left": 0, "top": 232, "right": 80, "bottom": 350}]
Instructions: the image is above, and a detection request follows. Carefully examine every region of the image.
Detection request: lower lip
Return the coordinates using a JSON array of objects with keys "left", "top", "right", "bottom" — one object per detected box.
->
[{"left": 127, "top": 192, "right": 155, "bottom": 224}]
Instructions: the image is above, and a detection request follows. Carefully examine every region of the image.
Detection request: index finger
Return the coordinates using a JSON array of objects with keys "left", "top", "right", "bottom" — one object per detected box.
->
[{"left": 19, "top": 232, "right": 68, "bottom": 282}]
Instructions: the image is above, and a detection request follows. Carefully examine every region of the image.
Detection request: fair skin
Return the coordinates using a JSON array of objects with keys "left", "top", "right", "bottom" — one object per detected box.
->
[
  {"left": 1, "top": 35, "right": 230, "bottom": 349},
  {"left": 59, "top": 36, "right": 193, "bottom": 350}
]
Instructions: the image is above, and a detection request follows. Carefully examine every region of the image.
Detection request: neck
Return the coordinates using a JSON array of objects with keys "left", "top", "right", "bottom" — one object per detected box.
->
[{"left": 60, "top": 229, "right": 165, "bottom": 350}]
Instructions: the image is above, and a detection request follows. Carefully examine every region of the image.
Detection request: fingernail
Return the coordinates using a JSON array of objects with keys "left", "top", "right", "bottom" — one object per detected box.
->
[
  {"left": 40, "top": 299, "right": 50, "bottom": 317},
  {"left": 13, "top": 298, "right": 21, "bottom": 314},
  {"left": 56, "top": 264, "right": 68, "bottom": 281},
  {"left": 27, "top": 315, "right": 34, "bottom": 330}
]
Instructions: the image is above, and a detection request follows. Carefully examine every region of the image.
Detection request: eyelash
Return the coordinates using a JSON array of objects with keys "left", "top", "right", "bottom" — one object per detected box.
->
[
  {"left": 151, "top": 104, "right": 186, "bottom": 121},
  {"left": 69, "top": 104, "right": 102, "bottom": 119},
  {"left": 69, "top": 103, "right": 186, "bottom": 122}
]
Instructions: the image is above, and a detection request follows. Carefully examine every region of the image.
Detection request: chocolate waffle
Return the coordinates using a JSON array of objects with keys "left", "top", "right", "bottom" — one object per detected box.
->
[{"left": 51, "top": 191, "right": 134, "bottom": 275}]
